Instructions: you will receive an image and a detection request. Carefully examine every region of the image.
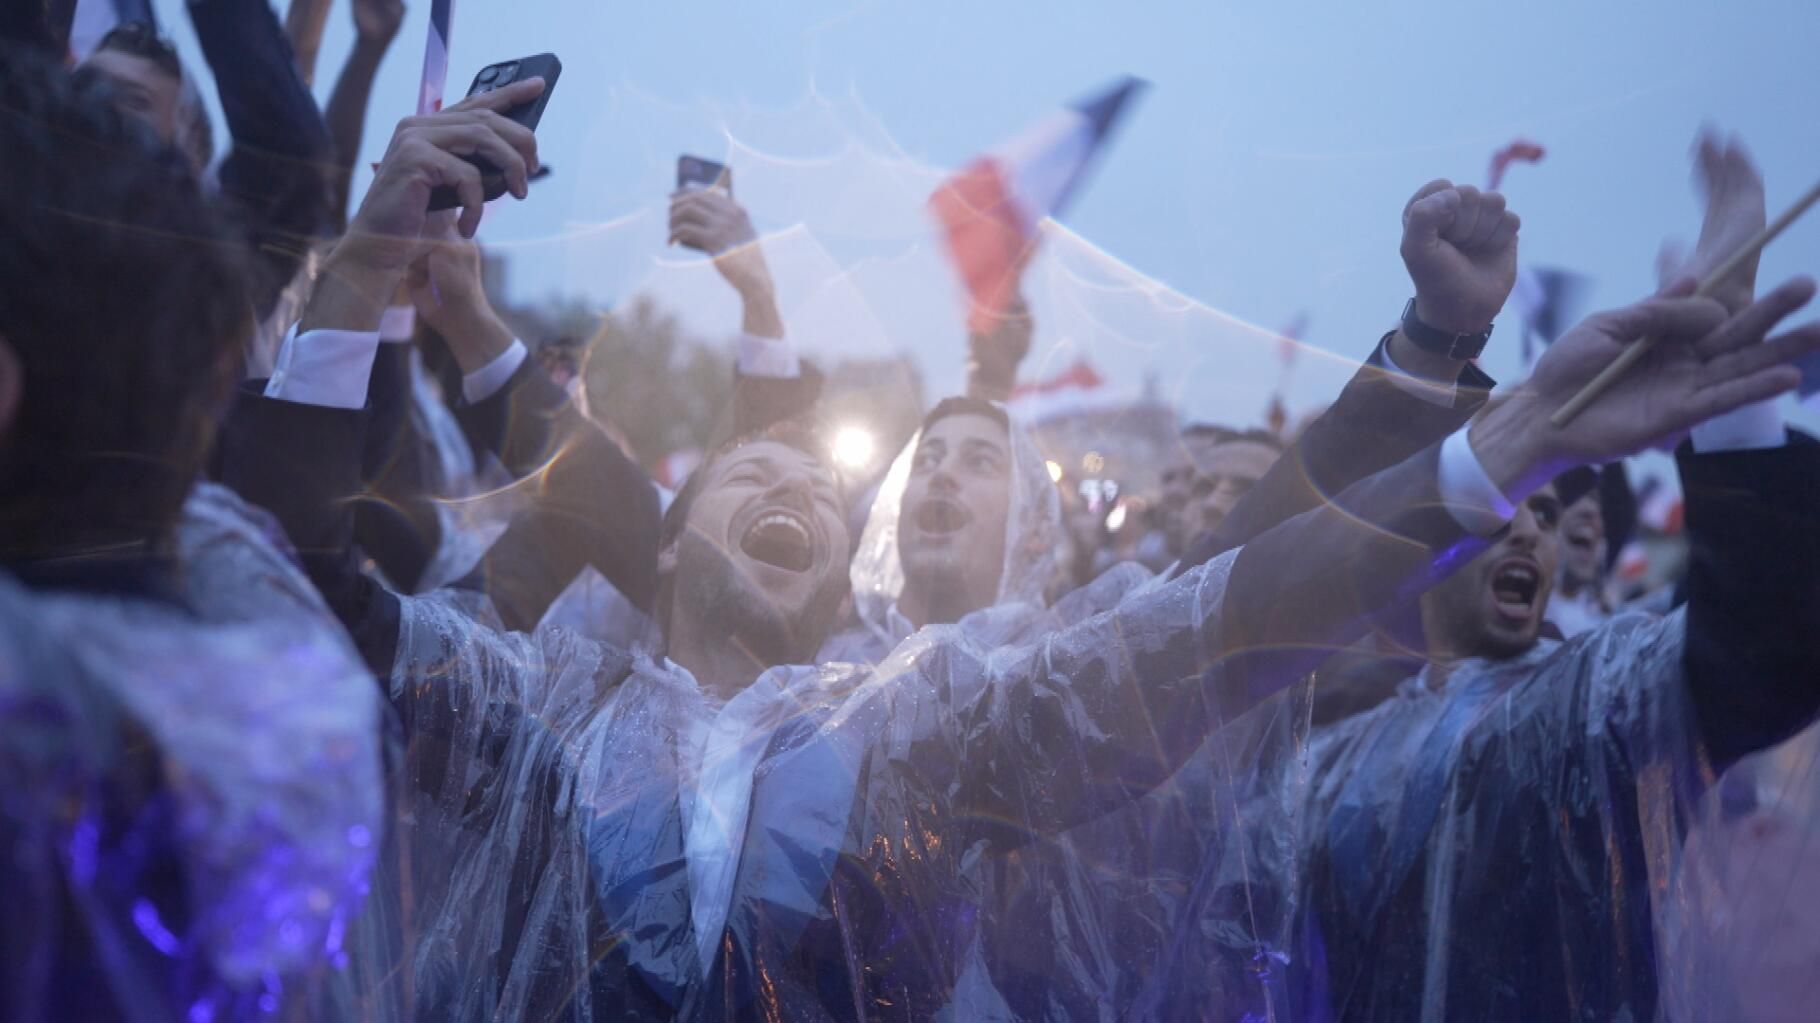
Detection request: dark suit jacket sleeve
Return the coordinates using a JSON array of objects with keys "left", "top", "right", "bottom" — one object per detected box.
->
[
  {"left": 351, "top": 342, "right": 444, "bottom": 592},
  {"left": 720, "top": 361, "right": 825, "bottom": 446},
  {"left": 1175, "top": 338, "right": 1493, "bottom": 575},
  {"left": 467, "top": 421, "right": 664, "bottom": 630},
  {"left": 1679, "top": 431, "right": 1820, "bottom": 772},
  {"left": 219, "top": 386, "right": 403, "bottom": 676},
  {"left": 188, "top": 0, "right": 333, "bottom": 322}
]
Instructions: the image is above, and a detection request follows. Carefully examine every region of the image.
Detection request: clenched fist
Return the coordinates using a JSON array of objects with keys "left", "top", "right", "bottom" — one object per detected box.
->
[{"left": 1401, "top": 180, "right": 1521, "bottom": 335}]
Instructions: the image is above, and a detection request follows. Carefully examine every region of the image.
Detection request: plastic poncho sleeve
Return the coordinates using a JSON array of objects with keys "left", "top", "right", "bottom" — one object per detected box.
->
[{"left": 889, "top": 435, "right": 1493, "bottom": 844}]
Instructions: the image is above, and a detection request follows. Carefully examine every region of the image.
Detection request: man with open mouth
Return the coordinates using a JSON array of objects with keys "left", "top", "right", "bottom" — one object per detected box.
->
[
  {"left": 220, "top": 90, "right": 1820, "bottom": 1021},
  {"left": 1145, "top": 131, "right": 1820, "bottom": 1023}
]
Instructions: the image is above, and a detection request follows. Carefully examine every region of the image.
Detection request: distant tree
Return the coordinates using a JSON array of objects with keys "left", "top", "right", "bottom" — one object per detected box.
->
[{"left": 581, "top": 296, "right": 733, "bottom": 467}]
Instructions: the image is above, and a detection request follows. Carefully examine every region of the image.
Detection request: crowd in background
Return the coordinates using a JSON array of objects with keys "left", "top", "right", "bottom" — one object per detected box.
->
[{"left": 3, "top": 3, "right": 1819, "bottom": 1021}]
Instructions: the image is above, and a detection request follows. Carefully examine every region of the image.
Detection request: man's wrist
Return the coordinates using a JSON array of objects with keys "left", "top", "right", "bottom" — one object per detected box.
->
[
  {"left": 1386, "top": 325, "right": 1466, "bottom": 384},
  {"left": 299, "top": 246, "right": 403, "bottom": 334},
  {"left": 1466, "top": 394, "right": 1557, "bottom": 504},
  {"left": 1412, "top": 294, "right": 1491, "bottom": 337},
  {"left": 739, "top": 284, "right": 785, "bottom": 339},
  {"left": 441, "top": 307, "right": 517, "bottom": 376}
]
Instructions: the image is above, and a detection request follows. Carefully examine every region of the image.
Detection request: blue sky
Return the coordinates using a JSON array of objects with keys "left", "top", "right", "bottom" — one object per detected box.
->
[{"left": 159, "top": 0, "right": 1820, "bottom": 430}]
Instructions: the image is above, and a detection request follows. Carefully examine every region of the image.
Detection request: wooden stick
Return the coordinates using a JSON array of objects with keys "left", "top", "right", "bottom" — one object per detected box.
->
[{"left": 1550, "top": 176, "right": 1820, "bottom": 427}]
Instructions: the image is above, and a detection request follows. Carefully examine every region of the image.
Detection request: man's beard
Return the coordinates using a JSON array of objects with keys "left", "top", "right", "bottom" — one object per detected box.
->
[{"left": 674, "top": 534, "right": 844, "bottom": 667}]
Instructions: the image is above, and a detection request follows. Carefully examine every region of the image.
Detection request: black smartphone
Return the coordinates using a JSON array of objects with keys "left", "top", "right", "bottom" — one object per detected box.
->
[
  {"left": 676, "top": 155, "right": 732, "bottom": 194},
  {"left": 427, "top": 53, "right": 563, "bottom": 212}
]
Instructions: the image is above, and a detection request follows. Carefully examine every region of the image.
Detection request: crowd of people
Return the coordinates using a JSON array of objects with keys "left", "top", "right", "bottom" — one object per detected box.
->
[{"left": 4, "top": 3, "right": 1819, "bottom": 1021}]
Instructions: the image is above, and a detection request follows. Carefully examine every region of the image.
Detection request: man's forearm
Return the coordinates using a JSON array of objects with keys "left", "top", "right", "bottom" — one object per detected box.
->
[{"left": 325, "top": 37, "right": 393, "bottom": 223}]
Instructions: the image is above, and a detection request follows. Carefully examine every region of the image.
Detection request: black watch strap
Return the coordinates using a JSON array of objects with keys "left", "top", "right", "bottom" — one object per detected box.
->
[{"left": 1400, "top": 298, "right": 1492, "bottom": 360}]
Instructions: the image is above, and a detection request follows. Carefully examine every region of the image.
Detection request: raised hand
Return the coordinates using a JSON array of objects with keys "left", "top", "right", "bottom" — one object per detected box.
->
[
  {"left": 352, "top": 0, "right": 406, "bottom": 44},
  {"left": 1401, "top": 180, "right": 1522, "bottom": 335},
  {"left": 668, "top": 187, "right": 773, "bottom": 298},
  {"left": 668, "top": 187, "right": 783, "bottom": 337},
  {"left": 966, "top": 293, "right": 1033, "bottom": 403},
  {"left": 404, "top": 224, "right": 514, "bottom": 372},
  {"left": 1470, "top": 276, "right": 1820, "bottom": 499},
  {"left": 347, "top": 75, "right": 543, "bottom": 260},
  {"left": 1659, "top": 129, "right": 1765, "bottom": 314}
]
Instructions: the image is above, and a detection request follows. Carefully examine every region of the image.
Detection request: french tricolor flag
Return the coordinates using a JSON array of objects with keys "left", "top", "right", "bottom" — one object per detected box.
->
[{"left": 930, "top": 76, "right": 1147, "bottom": 333}]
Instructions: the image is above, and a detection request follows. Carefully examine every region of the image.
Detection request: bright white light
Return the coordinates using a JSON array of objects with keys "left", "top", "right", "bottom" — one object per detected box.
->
[
  {"left": 831, "top": 425, "right": 876, "bottom": 470},
  {"left": 1045, "top": 460, "right": 1064, "bottom": 483},
  {"left": 1106, "top": 503, "right": 1129, "bottom": 532}
]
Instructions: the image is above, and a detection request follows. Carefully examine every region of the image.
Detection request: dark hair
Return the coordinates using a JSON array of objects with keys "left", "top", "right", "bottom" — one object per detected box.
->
[
  {"left": 0, "top": 48, "right": 249, "bottom": 559},
  {"left": 921, "top": 394, "right": 1009, "bottom": 434},
  {"left": 94, "top": 22, "right": 183, "bottom": 82},
  {"left": 1181, "top": 422, "right": 1285, "bottom": 453}
]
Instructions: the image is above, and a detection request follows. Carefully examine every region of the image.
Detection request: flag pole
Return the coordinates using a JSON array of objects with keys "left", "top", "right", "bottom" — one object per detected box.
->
[{"left": 1550, "top": 176, "right": 1820, "bottom": 428}]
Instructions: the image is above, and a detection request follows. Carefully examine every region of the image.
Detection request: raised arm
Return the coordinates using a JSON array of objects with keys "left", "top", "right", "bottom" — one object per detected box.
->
[
  {"left": 1178, "top": 180, "right": 1518, "bottom": 572},
  {"left": 939, "top": 277, "right": 1820, "bottom": 841},
  {"left": 187, "top": 0, "right": 336, "bottom": 320},
  {"left": 323, "top": 0, "right": 407, "bottom": 226},
  {"left": 220, "top": 78, "right": 545, "bottom": 672},
  {"left": 669, "top": 186, "right": 826, "bottom": 443}
]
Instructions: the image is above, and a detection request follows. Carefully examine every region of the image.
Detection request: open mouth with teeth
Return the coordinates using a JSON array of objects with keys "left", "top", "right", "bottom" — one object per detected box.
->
[
  {"left": 740, "top": 511, "right": 815, "bottom": 573},
  {"left": 912, "top": 497, "right": 973, "bottom": 537},
  {"left": 1489, "top": 560, "right": 1541, "bottom": 620}
]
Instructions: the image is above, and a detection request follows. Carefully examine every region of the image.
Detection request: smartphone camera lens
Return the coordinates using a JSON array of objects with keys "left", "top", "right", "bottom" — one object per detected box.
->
[
  {"left": 495, "top": 63, "right": 519, "bottom": 84},
  {"left": 476, "top": 65, "right": 500, "bottom": 84}
]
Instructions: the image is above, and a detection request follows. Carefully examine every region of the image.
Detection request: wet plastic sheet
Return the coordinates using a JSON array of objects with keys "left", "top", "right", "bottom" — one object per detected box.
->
[
  {"left": 0, "top": 485, "right": 384, "bottom": 1022},
  {"left": 1138, "top": 608, "right": 1722, "bottom": 1022},
  {"left": 366, "top": 541, "right": 1239, "bottom": 1020}
]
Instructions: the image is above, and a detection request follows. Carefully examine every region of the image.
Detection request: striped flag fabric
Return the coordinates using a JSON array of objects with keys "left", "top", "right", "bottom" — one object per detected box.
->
[
  {"left": 1487, "top": 138, "right": 1545, "bottom": 190},
  {"left": 930, "top": 76, "right": 1146, "bottom": 333},
  {"left": 418, "top": 0, "right": 456, "bottom": 115}
]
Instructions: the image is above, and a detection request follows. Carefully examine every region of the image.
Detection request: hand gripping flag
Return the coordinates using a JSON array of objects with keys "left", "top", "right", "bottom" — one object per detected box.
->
[{"left": 930, "top": 76, "right": 1147, "bottom": 333}]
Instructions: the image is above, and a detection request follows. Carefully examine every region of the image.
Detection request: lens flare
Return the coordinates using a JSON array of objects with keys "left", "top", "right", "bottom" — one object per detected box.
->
[{"left": 832, "top": 425, "right": 876, "bottom": 470}]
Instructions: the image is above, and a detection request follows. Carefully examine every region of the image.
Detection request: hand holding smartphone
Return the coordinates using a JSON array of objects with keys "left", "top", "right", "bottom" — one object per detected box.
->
[
  {"left": 677, "top": 155, "right": 732, "bottom": 195},
  {"left": 427, "top": 53, "right": 563, "bottom": 212}
]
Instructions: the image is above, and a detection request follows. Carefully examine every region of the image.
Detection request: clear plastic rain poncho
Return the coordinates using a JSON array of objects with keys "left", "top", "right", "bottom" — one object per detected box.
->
[
  {"left": 0, "top": 483, "right": 384, "bottom": 1022},
  {"left": 363, "top": 532, "right": 1248, "bottom": 1020},
  {"left": 1128, "top": 606, "right": 1763, "bottom": 1022},
  {"left": 824, "top": 409, "right": 1147, "bottom": 666}
]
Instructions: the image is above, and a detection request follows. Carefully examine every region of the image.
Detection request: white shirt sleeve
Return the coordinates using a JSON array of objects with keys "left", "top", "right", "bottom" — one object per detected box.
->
[
  {"left": 461, "top": 339, "right": 529, "bottom": 404},
  {"left": 736, "top": 331, "right": 801, "bottom": 379},
  {"left": 1690, "top": 399, "right": 1786, "bottom": 453},
  {"left": 1376, "top": 339, "right": 1458, "bottom": 408},
  {"left": 378, "top": 305, "right": 417, "bottom": 344},
  {"left": 263, "top": 325, "right": 382, "bottom": 410},
  {"left": 1437, "top": 426, "right": 1519, "bottom": 536}
]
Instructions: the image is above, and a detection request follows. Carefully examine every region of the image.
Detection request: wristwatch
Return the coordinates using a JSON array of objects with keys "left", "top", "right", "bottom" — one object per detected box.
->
[{"left": 1400, "top": 298, "right": 1493, "bottom": 360}]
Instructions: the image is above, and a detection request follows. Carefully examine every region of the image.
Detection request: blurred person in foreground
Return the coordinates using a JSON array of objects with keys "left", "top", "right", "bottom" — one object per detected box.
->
[
  {"left": 0, "top": 50, "right": 380, "bottom": 1022},
  {"left": 77, "top": 4, "right": 334, "bottom": 337},
  {"left": 1143, "top": 131, "right": 1820, "bottom": 1023},
  {"left": 218, "top": 90, "right": 1820, "bottom": 1021}
]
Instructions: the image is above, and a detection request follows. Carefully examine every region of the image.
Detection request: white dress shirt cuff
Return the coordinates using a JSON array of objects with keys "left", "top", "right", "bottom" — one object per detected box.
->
[
  {"left": 263, "top": 325, "right": 382, "bottom": 409},
  {"left": 736, "top": 332, "right": 801, "bottom": 379},
  {"left": 1377, "top": 340, "right": 1458, "bottom": 408},
  {"left": 1690, "top": 400, "right": 1786, "bottom": 453},
  {"left": 378, "top": 306, "right": 417, "bottom": 343},
  {"left": 462, "top": 339, "right": 528, "bottom": 404},
  {"left": 1438, "top": 426, "right": 1519, "bottom": 536}
]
